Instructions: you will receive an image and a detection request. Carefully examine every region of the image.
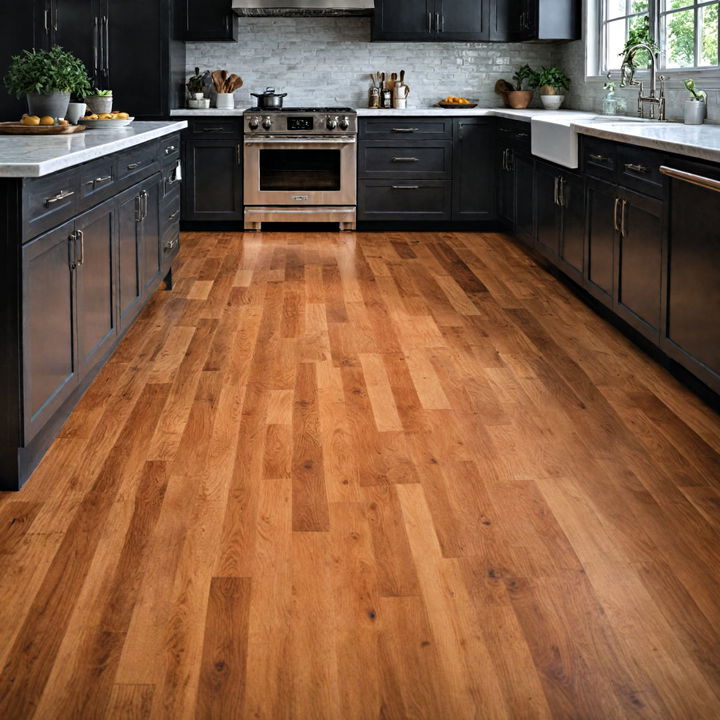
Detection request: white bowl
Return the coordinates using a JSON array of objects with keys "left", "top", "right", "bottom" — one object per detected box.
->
[{"left": 541, "top": 95, "right": 565, "bottom": 110}]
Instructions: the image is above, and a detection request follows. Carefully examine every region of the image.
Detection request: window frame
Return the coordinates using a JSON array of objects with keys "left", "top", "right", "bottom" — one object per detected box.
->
[{"left": 596, "top": 0, "right": 720, "bottom": 75}]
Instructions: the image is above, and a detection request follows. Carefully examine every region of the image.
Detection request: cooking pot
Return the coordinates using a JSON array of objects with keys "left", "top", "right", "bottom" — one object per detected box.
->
[{"left": 251, "top": 87, "right": 287, "bottom": 109}]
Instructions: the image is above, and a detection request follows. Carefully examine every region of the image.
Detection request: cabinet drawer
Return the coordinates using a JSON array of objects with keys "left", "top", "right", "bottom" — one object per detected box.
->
[
  {"left": 360, "top": 118, "right": 452, "bottom": 140},
  {"left": 23, "top": 168, "right": 80, "bottom": 240},
  {"left": 116, "top": 143, "right": 159, "bottom": 184},
  {"left": 188, "top": 119, "right": 242, "bottom": 136},
  {"left": 497, "top": 120, "right": 531, "bottom": 151},
  {"left": 358, "top": 179, "right": 451, "bottom": 221},
  {"left": 79, "top": 157, "right": 116, "bottom": 209},
  {"left": 358, "top": 141, "right": 452, "bottom": 178},
  {"left": 617, "top": 145, "right": 665, "bottom": 199},
  {"left": 159, "top": 134, "right": 181, "bottom": 162},
  {"left": 161, "top": 196, "right": 181, "bottom": 271},
  {"left": 582, "top": 137, "right": 617, "bottom": 181},
  {"left": 161, "top": 159, "right": 183, "bottom": 197}
]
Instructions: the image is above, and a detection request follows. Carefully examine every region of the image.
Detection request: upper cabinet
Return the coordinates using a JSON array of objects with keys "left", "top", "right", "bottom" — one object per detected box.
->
[
  {"left": 372, "top": 0, "right": 484, "bottom": 41},
  {"left": 372, "top": 0, "right": 579, "bottom": 42},
  {"left": 185, "top": 0, "right": 238, "bottom": 41}
]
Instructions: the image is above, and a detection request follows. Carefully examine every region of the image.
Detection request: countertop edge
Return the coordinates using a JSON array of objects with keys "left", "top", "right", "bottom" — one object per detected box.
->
[{"left": 0, "top": 121, "right": 188, "bottom": 178}]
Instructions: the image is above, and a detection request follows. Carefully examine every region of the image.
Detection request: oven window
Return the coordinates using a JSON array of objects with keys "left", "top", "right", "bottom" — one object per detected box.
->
[{"left": 259, "top": 149, "right": 341, "bottom": 191}]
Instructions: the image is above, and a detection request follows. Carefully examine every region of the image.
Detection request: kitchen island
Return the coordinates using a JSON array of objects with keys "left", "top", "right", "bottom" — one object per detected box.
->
[{"left": 0, "top": 121, "right": 187, "bottom": 490}]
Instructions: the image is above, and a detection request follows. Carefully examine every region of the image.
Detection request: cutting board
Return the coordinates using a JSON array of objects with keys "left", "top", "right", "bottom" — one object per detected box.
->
[{"left": 0, "top": 122, "right": 86, "bottom": 135}]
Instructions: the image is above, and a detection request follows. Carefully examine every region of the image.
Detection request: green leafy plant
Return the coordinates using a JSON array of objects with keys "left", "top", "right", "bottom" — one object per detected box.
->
[
  {"left": 187, "top": 67, "right": 205, "bottom": 94},
  {"left": 531, "top": 66, "right": 571, "bottom": 91},
  {"left": 87, "top": 88, "right": 112, "bottom": 96},
  {"left": 620, "top": 16, "right": 659, "bottom": 70},
  {"left": 3, "top": 45, "right": 91, "bottom": 98},
  {"left": 511, "top": 64, "right": 537, "bottom": 91},
  {"left": 684, "top": 78, "right": 708, "bottom": 101}
]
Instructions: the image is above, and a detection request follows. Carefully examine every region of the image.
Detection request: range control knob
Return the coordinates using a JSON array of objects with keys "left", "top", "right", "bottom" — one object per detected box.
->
[
  {"left": 339, "top": 116, "right": 350, "bottom": 131},
  {"left": 248, "top": 116, "right": 260, "bottom": 130},
  {"left": 262, "top": 116, "right": 272, "bottom": 130},
  {"left": 326, "top": 116, "right": 338, "bottom": 130}
]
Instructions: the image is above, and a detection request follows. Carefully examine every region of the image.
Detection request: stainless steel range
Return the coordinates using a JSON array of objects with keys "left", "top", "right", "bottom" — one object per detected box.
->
[{"left": 243, "top": 106, "right": 357, "bottom": 231}]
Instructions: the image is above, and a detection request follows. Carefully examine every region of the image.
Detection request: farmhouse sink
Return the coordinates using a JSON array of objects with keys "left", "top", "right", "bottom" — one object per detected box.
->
[{"left": 531, "top": 113, "right": 653, "bottom": 169}]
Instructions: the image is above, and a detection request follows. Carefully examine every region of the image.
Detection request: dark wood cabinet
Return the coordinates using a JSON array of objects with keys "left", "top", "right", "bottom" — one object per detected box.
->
[
  {"left": 140, "top": 176, "right": 162, "bottom": 295},
  {"left": 534, "top": 161, "right": 584, "bottom": 282},
  {"left": 514, "top": 153, "right": 534, "bottom": 245},
  {"left": 74, "top": 199, "right": 117, "bottom": 376},
  {"left": 452, "top": 118, "right": 495, "bottom": 221},
  {"left": 373, "top": 0, "right": 484, "bottom": 41},
  {"left": 663, "top": 160, "right": 720, "bottom": 392},
  {"left": 185, "top": 0, "right": 237, "bottom": 40},
  {"left": 585, "top": 177, "right": 617, "bottom": 301},
  {"left": 509, "top": 0, "right": 580, "bottom": 41},
  {"left": 21, "top": 220, "right": 79, "bottom": 443},
  {"left": 496, "top": 120, "right": 533, "bottom": 239},
  {"left": 182, "top": 138, "right": 244, "bottom": 222}
]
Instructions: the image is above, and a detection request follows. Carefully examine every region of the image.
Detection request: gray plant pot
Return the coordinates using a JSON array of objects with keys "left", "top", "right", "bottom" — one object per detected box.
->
[
  {"left": 86, "top": 95, "right": 113, "bottom": 114},
  {"left": 26, "top": 92, "right": 71, "bottom": 119},
  {"left": 684, "top": 99, "right": 706, "bottom": 125}
]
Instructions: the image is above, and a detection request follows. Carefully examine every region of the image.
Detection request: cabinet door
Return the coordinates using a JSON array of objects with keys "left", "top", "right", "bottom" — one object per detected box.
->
[
  {"left": 140, "top": 175, "right": 162, "bottom": 297},
  {"left": 75, "top": 199, "right": 117, "bottom": 375},
  {"left": 497, "top": 146, "right": 515, "bottom": 227},
  {"left": 559, "top": 172, "right": 585, "bottom": 280},
  {"left": 183, "top": 138, "right": 243, "bottom": 221},
  {"left": 534, "top": 162, "right": 560, "bottom": 256},
  {"left": 615, "top": 189, "right": 663, "bottom": 338},
  {"left": 452, "top": 119, "right": 495, "bottom": 220},
  {"left": 54, "top": 0, "right": 102, "bottom": 85},
  {"left": 514, "top": 152, "right": 534, "bottom": 246},
  {"left": 185, "top": 0, "right": 236, "bottom": 40},
  {"left": 436, "top": 0, "right": 484, "bottom": 40},
  {"left": 665, "top": 169, "right": 720, "bottom": 388},
  {"left": 585, "top": 177, "right": 617, "bottom": 302},
  {"left": 21, "top": 220, "right": 78, "bottom": 442},
  {"left": 372, "top": 0, "right": 435, "bottom": 40},
  {"left": 107, "top": 0, "right": 164, "bottom": 116},
  {"left": 117, "top": 185, "right": 143, "bottom": 329}
]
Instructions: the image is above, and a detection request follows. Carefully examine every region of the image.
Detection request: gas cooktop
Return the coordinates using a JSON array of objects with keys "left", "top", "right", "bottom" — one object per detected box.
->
[{"left": 243, "top": 106, "right": 355, "bottom": 113}]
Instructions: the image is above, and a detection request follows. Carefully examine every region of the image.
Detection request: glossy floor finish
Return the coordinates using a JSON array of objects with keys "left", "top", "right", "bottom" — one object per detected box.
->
[{"left": 1, "top": 230, "right": 720, "bottom": 719}]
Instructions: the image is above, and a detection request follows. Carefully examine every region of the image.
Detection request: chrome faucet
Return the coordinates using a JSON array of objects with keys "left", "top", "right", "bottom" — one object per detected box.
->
[{"left": 619, "top": 42, "right": 666, "bottom": 121}]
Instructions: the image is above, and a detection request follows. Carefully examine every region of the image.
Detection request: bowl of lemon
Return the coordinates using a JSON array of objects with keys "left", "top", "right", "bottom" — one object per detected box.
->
[
  {"left": 437, "top": 96, "right": 478, "bottom": 109},
  {"left": 81, "top": 111, "right": 134, "bottom": 128}
]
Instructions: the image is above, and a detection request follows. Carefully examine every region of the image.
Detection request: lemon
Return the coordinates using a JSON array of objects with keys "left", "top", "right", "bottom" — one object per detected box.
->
[
  {"left": 115, "top": 112, "right": 129, "bottom": 119},
  {"left": 21, "top": 115, "right": 40, "bottom": 126},
  {"left": 98, "top": 113, "right": 112, "bottom": 120},
  {"left": 39, "top": 116, "right": 55, "bottom": 125}
]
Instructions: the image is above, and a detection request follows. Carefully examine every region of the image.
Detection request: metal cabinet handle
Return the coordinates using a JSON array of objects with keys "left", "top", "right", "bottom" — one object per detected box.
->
[
  {"left": 202, "top": 126, "right": 226, "bottom": 132},
  {"left": 391, "top": 127, "right": 418, "bottom": 133},
  {"left": 45, "top": 189, "right": 74, "bottom": 207},
  {"left": 95, "top": 175, "right": 112, "bottom": 184},
  {"left": 436, "top": 12, "right": 441, "bottom": 32},
  {"left": 427, "top": 12, "right": 432, "bottom": 31},
  {"left": 516, "top": 132, "right": 529, "bottom": 138},
  {"left": 141, "top": 190, "right": 148, "bottom": 221},
  {"left": 553, "top": 177, "right": 559, "bottom": 205},
  {"left": 164, "top": 145, "right": 176, "bottom": 154},
  {"left": 135, "top": 194, "right": 142, "bottom": 222},
  {"left": 93, "top": 16, "right": 99, "bottom": 76},
  {"left": 168, "top": 210, "right": 179, "bottom": 221},
  {"left": 127, "top": 162, "right": 141, "bottom": 170},
  {"left": 236, "top": 143, "right": 242, "bottom": 165},
  {"left": 613, "top": 197, "right": 620, "bottom": 231},
  {"left": 590, "top": 153, "right": 607, "bottom": 162},
  {"left": 68, "top": 233, "right": 77, "bottom": 269},
  {"left": 165, "top": 238, "right": 178, "bottom": 251},
  {"left": 76, "top": 229, "right": 84, "bottom": 266},
  {"left": 392, "top": 156, "right": 419, "bottom": 162},
  {"left": 620, "top": 199, "right": 627, "bottom": 236},
  {"left": 506, "top": 149, "right": 514, "bottom": 171},
  {"left": 625, "top": 162, "right": 648, "bottom": 174},
  {"left": 558, "top": 177, "right": 566, "bottom": 207},
  {"left": 391, "top": 185, "right": 420, "bottom": 190},
  {"left": 660, "top": 165, "right": 720, "bottom": 192}
]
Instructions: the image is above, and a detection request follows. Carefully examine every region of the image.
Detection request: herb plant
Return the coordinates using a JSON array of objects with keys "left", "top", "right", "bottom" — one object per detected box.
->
[
  {"left": 620, "top": 16, "right": 659, "bottom": 70},
  {"left": 532, "top": 66, "right": 571, "bottom": 91},
  {"left": 3, "top": 46, "right": 91, "bottom": 98},
  {"left": 88, "top": 88, "right": 113, "bottom": 96},
  {"left": 512, "top": 65, "right": 537, "bottom": 91},
  {"left": 684, "top": 78, "right": 708, "bottom": 101}
]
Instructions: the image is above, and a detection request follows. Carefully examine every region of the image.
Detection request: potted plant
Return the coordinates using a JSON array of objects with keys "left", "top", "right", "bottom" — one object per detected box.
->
[
  {"left": 683, "top": 78, "right": 707, "bottom": 125},
  {"left": 3, "top": 45, "right": 91, "bottom": 119},
  {"left": 533, "top": 66, "right": 571, "bottom": 110},
  {"left": 85, "top": 88, "right": 113, "bottom": 115},
  {"left": 506, "top": 65, "right": 536, "bottom": 109}
]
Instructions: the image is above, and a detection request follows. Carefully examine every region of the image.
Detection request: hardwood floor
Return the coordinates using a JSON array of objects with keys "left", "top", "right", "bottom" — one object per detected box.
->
[{"left": 1, "top": 229, "right": 720, "bottom": 719}]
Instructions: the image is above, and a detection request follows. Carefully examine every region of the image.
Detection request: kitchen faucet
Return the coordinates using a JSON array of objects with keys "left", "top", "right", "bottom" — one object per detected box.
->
[{"left": 619, "top": 42, "right": 666, "bottom": 121}]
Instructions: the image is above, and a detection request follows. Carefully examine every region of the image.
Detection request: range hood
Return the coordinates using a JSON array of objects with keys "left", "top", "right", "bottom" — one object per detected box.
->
[{"left": 232, "top": 0, "right": 374, "bottom": 16}]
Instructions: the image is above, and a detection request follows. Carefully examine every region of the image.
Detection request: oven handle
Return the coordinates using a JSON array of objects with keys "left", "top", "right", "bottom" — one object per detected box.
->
[{"left": 243, "top": 136, "right": 357, "bottom": 145}]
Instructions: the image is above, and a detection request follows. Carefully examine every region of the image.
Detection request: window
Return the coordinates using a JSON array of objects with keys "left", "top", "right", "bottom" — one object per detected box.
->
[{"left": 600, "top": 0, "right": 720, "bottom": 71}]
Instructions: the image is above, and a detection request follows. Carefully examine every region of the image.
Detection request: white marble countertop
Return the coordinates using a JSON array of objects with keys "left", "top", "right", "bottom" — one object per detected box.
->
[{"left": 0, "top": 120, "right": 188, "bottom": 178}]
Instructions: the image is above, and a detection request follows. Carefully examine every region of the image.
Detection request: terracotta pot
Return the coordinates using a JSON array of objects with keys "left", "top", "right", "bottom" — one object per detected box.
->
[{"left": 506, "top": 90, "right": 533, "bottom": 109}]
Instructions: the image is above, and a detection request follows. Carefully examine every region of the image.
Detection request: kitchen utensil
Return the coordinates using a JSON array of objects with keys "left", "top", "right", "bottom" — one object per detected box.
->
[
  {"left": 212, "top": 70, "right": 224, "bottom": 92},
  {"left": 368, "top": 86, "right": 381, "bottom": 108},
  {"left": 0, "top": 121, "right": 86, "bottom": 135},
  {"left": 400, "top": 69, "right": 405, "bottom": 84},
  {"left": 220, "top": 69, "right": 228, "bottom": 92},
  {"left": 370, "top": 73, "right": 376, "bottom": 88},
  {"left": 251, "top": 87, "right": 287, "bottom": 109},
  {"left": 393, "top": 82, "right": 410, "bottom": 109},
  {"left": 227, "top": 74, "right": 243, "bottom": 92}
]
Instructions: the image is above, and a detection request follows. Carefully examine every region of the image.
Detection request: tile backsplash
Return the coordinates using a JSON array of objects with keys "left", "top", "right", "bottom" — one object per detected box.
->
[{"left": 186, "top": 16, "right": 556, "bottom": 109}]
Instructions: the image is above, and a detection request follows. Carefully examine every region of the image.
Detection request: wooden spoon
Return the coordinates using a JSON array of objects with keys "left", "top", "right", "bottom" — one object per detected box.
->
[
  {"left": 220, "top": 69, "right": 228, "bottom": 92},
  {"left": 227, "top": 73, "right": 243, "bottom": 92},
  {"left": 212, "top": 69, "right": 223, "bottom": 92}
]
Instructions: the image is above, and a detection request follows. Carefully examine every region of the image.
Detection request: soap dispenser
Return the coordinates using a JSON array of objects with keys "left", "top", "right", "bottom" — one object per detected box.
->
[{"left": 602, "top": 77, "right": 618, "bottom": 115}]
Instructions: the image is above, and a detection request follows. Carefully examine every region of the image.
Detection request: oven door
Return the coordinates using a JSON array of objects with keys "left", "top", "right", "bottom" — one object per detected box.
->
[{"left": 244, "top": 136, "right": 357, "bottom": 206}]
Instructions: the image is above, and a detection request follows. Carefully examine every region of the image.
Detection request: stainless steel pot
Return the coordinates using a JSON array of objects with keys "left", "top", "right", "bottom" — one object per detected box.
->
[{"left": 251, "top": 87, "right": 287, "bottom": 109}]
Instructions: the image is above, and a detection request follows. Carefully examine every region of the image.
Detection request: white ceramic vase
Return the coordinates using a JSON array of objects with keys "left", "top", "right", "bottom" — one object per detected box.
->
[
  {"left": 215, "top": 93, "right": 234, "bottom": 109},
  {"left": 540, "top": 94, "right": 565, "bottom": 110}
]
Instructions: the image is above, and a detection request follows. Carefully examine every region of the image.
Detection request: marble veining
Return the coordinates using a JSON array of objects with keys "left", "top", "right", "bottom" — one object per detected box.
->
[{"left": 0, "top": 121, "right": 188, "bottom": 178}]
